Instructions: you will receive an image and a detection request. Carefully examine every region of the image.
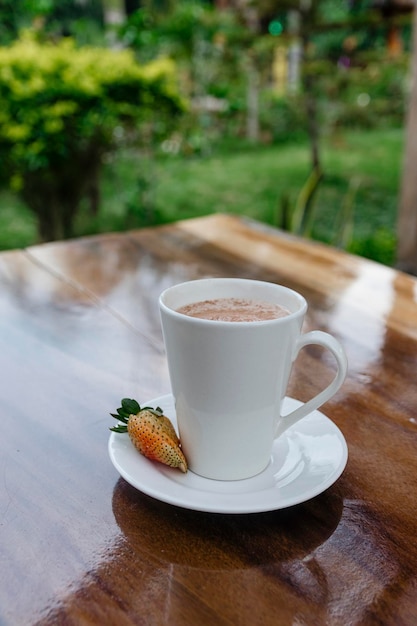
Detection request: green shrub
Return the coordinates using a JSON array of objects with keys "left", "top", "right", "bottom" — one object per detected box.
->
[
  {"left": 0, "top": 33, "right": 184, "bottom": 241},
  {"left": 320, "top": 54, "right": 408, "bottom": 130},
  {"left": 260, "top": 92, "right": 308, "bottom": 144}
]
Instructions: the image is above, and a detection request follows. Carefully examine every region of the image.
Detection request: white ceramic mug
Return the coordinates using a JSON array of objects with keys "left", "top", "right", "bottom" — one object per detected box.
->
[{"left": 159, "top": 278, "right": 347, "bottom": 481}]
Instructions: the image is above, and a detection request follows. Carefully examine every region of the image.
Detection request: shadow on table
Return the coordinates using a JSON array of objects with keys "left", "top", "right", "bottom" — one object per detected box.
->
[{"left": 112, "top": 477, "right": 344, "bottom": 571}]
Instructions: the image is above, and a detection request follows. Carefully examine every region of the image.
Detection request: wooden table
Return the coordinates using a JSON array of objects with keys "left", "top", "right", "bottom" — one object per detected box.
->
[{"left": 1, "top": 214, "right": 417, "bottom": 625}]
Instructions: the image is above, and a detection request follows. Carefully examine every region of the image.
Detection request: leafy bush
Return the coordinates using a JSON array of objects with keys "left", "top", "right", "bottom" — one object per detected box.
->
[
  {"left": 0, "top": 0, "right": 105, "bottom": 45},
  {"left": 0, "top": 33, "right": 184, "bottom": 241},
  {"left": 319, "top": 53, "right": 408, "bottom": 130},
  {"left": 259, "top": 92, "right": 308, "bottom": 144}
]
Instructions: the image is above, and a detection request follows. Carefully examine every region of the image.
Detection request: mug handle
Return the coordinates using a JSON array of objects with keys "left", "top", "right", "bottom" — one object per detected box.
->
[{"left": 275, "top": 330, "right": 348, "bottom": 438}]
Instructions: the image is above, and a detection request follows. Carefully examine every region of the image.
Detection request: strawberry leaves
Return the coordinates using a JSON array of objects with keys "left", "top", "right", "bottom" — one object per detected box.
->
[{"left": 110, "top": 398, "right": 163, "bottom": 432}]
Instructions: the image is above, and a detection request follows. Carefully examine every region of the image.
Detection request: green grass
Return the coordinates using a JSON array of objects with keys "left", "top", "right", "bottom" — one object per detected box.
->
[
  {"left": 0, "top": 127, "right": 404, "bottom": 266},
  {"left": 309, "top": 128, "right": 403, "bottom": 263}
]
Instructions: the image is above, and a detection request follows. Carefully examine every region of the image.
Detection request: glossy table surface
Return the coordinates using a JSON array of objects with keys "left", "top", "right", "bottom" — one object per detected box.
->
[{"left": 1, "top": 214, "right": 417, "bottom": 625}]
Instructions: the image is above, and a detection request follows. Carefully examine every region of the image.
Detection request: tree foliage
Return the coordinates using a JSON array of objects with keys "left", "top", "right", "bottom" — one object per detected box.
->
[
  {"left": 0, "top": 0, "right": 105, "bottom": 44},
  {"left": 0, "top": 33, "right": 184, "bottom": 241}
]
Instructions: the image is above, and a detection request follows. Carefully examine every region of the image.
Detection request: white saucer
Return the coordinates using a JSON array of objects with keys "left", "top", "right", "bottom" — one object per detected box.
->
[{"left": 108, "top": 394, "right": 348, "bottom": 514}]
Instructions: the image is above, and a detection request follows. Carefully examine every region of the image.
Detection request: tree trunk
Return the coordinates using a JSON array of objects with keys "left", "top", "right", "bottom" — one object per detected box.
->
[
  {"left": 302, "top": 66, "right": 321, "bottom": 171},
  {"left": 21, "top": 143, "right": 103, "bottom": 242},
  {"left": 397, "top": 4, "right": 417, "bottom": 274},
  {"left": 246, "top": 55, "right": 260, "bottom": 142},
  {"left": 299, "top": 0, "right": 321, "bottom": 172},
  {"left": 102, "top": 0, "right": 125, "bottom": 26},
  {"left": 236, "top": 0, "right": 261, "bottom": 142},
  {"left": 21, "top": 182, "right": 76, "bottom": 243}
]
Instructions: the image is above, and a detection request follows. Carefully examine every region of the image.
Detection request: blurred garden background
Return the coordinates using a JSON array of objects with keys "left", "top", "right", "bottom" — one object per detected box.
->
[{"left": 0, "top": 0, "right": 416, "bottom": 270}]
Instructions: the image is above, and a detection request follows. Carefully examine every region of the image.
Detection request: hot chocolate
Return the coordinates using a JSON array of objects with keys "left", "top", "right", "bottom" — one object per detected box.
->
[{"left": 176, "top": 297, "right": 290, "bottom": 322}]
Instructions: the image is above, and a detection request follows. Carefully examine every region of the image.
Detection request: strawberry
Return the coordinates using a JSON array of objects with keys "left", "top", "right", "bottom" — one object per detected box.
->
[{"left": 110, "top": 398, "right": 187, "bottom": 473}]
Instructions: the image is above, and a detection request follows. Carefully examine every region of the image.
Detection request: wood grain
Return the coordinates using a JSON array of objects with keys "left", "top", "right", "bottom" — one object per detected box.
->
[{"left": 1, "top": 215, "right": 417, "bottom": 625}]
